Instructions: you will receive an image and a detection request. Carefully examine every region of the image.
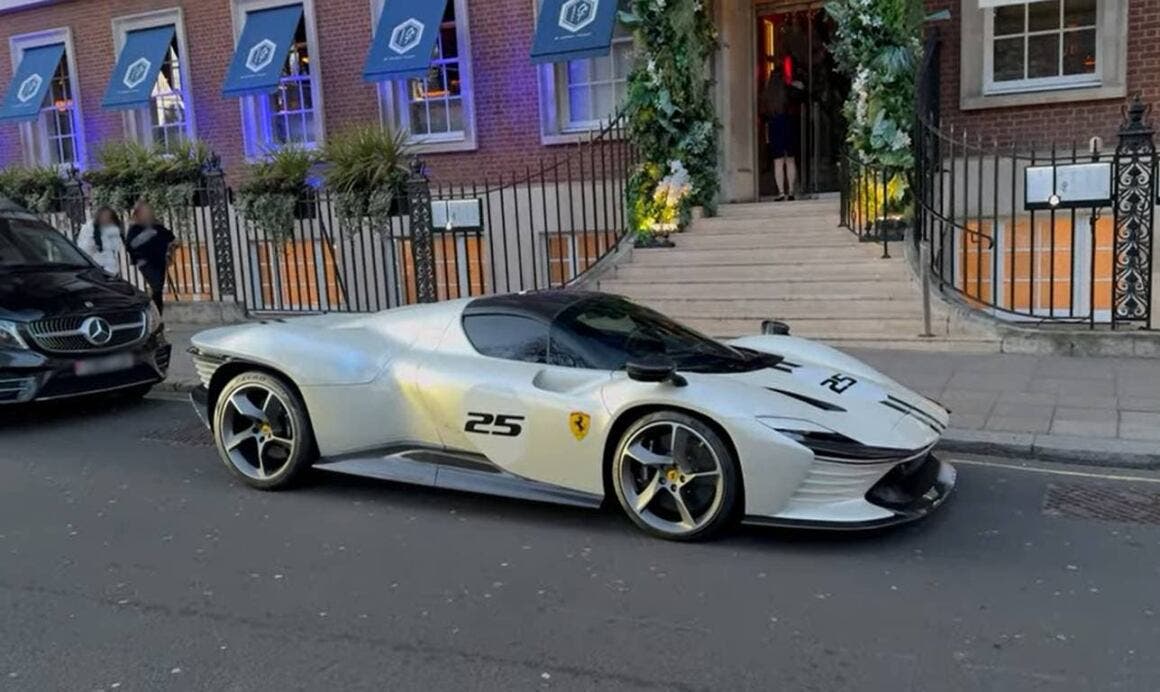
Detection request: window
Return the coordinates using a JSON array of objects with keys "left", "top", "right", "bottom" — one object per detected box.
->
[
  {"left": 558, "top": 33, "right": 633, "bottom": 131},
  {"left": 378, "top": 0, "right": 477, "bottom": 152},
  {"left": 462, "top": 314, "right": 548, "bottom": 363},
  {"left": 10, "top": 29, "right": 85, "bottom": 169},
  {"left": 233, "top": 0, "right": 324, "bottom": 157},
  {"left": 115, "top": 11, "right": 196, "bottom": 153},
  {"left": 39, "top": 57, "right": 79, "bottom": 166},
  {"left": 985, "top": 0, "right": 1098, "bottom": 93}
]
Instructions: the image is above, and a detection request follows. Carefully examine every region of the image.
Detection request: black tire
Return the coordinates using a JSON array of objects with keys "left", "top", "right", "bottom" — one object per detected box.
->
[
  {"left": 212, "top": 371, "right": 316, "bottom": 490},
  {"left": 611, "top": 411, "right": 740, "bottom": 541}
]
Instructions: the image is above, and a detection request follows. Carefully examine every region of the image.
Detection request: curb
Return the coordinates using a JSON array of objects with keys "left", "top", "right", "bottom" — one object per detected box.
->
[
  {"left": 154, "top": 378, "right": 1160, "bottom": 471},
  {"left": 940, "top": 428, "right": 1160, "bottom": 471}
]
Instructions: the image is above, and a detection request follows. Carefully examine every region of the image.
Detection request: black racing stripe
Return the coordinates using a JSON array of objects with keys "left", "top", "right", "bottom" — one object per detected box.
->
[
  {"left": 881, "top": 400, "right": 942, "bottom": 433},
  {"left": 766, "top": 388, "right": 846, "bottom": 412},
  {"left": 886, "top": 395, "right": 946, "bottom": 430}
]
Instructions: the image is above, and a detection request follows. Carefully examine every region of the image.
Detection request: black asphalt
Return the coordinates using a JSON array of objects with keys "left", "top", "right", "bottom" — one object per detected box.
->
[{"left": 1, "top": 395, "right": 1158, "bottom": 691}]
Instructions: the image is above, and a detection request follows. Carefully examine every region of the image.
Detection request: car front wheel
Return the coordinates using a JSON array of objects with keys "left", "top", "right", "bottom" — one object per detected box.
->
[
  {"left": 213, "top": 371, "right": 315, "bottom": 490},
  {"left": 611, "top": 412, "right": 740, "bottom": 541}
]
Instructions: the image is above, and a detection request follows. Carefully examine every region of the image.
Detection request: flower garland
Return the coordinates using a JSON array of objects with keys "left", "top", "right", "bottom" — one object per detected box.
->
[{"left": 621, "top": 0, "right": 720, "bottom": 242}]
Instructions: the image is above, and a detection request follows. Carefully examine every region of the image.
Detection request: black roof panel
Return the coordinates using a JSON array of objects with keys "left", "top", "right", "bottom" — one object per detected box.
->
[{"left": 464, "top": 290, "right": 610, "bottom": 323}]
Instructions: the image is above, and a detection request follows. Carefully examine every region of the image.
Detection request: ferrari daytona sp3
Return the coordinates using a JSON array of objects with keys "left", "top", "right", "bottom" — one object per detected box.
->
[{"left": 188, "top": 291, "right": 954, "bottom": 541}]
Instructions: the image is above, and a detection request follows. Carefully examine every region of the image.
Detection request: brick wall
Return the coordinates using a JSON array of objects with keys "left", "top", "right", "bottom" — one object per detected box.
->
[
  {"left": 0, "top": 0, "right": 590, "bottom": 185},
  {"left": 926, "top": 0, "right": 1160, "bottom": 147}
]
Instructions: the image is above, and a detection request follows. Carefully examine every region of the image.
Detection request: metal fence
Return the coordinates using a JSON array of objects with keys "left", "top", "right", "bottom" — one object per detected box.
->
[
  {"left": 838, "top": 154, "right": 907, "bottom": 259},
  {"left": 27, "top": 116, "right": 637, "bottom": 316}
]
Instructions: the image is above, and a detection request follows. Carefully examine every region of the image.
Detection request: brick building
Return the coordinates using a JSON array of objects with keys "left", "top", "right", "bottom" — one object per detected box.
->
[
  {"left": 0, "top": 0, "right": 859, "bottom": 203},
  {"left": 926, "top": 0, "right": 1147, "bottom": 145}
]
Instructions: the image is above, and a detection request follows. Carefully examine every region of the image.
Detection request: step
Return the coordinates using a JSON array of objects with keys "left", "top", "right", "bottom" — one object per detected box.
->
[
  {"left": 628, "top": 247, "right": 889, "bottom": 266},
  {"left": 611, "top": 261, "right": 909, "bottom": 283},
  {"left": 598, "top": 279, "right": 920, "bottom": 301},
  {"left": 688, "top": 218, "right": 845, "bottom": 234},
  {"left": 819, "top": 337, "right": 1003, "bottom": 354},
  {"left": 669, "top": 317, "right": 947, "bottom": 339},
  {"left": 671, "top": 233, "right": 861, "bottom": 250},
  {"left": 634, "top": 297, "right": 945, "bottom": 320}
]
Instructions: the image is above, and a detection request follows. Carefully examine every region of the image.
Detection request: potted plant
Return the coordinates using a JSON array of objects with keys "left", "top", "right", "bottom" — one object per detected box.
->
[
  {"left": 86, "top": 140, "right": 212, "bottom": 220},
  {"left": 322, "top": 125, "right": 410, "bottom": 235},
  {"left": 630, "top": 160, "right": 692, "bottom": 248},
  {"left": 236, "top": 146, "right": 317, "bottom": 243},
  {"left": 0, "top": 165, "right": 68, "bottom": 214}
]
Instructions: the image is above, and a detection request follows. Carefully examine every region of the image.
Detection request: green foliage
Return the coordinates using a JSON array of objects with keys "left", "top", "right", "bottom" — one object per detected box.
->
[
  {"left": 621, "top": 0, "right": 720, "bottom": 238},
  {"left": 84, "top": 140, "right": 212, "bottom": 234},
  {"left": 322, "top": 125, "right": 410, "bottom": 234},
  {"left": 0, "top": 165, "right": 67, "bottom": 213},
  {"left": 237, "top": 146, "right": 317, "bottom": 242},
  {"left": 826, "top": 0, "right": 921, "bottom": 170}
]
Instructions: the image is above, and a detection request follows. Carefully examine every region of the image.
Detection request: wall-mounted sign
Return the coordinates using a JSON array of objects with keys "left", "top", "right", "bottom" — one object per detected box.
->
[
  {"left": 432, "top": 199, "right": 483, "bottom": 231},
  {"left": 1024, "top": 162, "right": 1113, "bottom": 211}
]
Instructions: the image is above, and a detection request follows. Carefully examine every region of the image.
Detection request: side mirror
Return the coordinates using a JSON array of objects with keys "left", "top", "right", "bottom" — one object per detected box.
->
[
  {"left": 626, "top": 357, "right": 688, "bottom": 387},
  {"left": 762, "top": 320, "right": 791, "bottom": 336}
]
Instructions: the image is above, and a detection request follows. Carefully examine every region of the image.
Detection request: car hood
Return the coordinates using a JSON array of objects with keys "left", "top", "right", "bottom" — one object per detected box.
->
[
  {"left": 722, "top": 335, "right": 949, "bottom": 450},
  {"left": 0, "top": 267, "right": 147, "bottom": 321}
]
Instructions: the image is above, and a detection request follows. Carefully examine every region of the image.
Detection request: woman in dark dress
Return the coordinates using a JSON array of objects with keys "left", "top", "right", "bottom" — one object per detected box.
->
[
  {"left": 125, "top": 202, "right": 175, "bottom": 315},
  {"left": 760, "top": 61, "right": 804, "bottom": 201}
]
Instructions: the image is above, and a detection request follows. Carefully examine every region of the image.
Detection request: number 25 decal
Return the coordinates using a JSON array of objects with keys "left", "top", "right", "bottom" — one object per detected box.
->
[
  {"left": 465, "top": 412, "right": 525, "bottom": 437},
  {"left": 821, "top": 374, "right": 858, "bottom": 394}
]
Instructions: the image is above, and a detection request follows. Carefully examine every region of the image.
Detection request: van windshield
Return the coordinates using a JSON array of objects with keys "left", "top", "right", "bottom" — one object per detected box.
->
[{"left": 0, "top": 217, "right": 92, "bottom": 270}]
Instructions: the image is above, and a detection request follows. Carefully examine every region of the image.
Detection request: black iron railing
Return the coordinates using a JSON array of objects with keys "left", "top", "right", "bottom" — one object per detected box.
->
[{"left": 839, "top": 153, "right": 907, "bottom": 259}]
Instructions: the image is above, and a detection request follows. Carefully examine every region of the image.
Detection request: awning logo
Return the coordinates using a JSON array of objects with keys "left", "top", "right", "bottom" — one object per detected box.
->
[
  {"left": 123, "top": 57, "right": 152, "bottom": 89},
  {"left": 389, "top": 18, "right": 425, "bottom": 55},
  {"left": 16, "top": 74, "right": 42, "bottom": 103},
  {"left": 559, "top": 0, "right": 598, "bottom": 33},
  {"left": 245, "top": 38, "right": 278, "bottom": 73}
]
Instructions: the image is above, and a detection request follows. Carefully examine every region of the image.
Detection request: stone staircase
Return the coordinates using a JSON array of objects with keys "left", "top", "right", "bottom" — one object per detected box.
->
[{"left": 596, "top": 198, "right": 1000, "bottom": 352}]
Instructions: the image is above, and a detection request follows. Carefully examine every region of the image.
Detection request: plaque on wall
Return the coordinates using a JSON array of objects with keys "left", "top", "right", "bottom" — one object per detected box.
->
[{"left": 1024, "top": 162, "right": 1113, "bottom": 211}]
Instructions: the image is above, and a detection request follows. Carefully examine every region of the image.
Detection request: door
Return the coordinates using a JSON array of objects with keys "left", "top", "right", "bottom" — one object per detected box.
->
[{"left": 756, "top": 4, "right": 848, "bottom": 197}]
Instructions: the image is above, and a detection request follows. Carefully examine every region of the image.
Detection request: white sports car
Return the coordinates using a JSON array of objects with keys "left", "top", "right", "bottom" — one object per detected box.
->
[{"left": 188, "top": 291, "right": 954, "bottom": 541}]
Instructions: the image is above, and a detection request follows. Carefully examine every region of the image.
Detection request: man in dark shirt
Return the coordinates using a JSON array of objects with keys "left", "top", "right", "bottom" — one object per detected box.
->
[{"left": 125, "top": 202, "right": 175, "bottom": 315}]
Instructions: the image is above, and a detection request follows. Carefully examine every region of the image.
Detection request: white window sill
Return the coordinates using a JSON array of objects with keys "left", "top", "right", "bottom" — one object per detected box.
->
[
  {"left": 405, "top": 134, "right": 477, "bottom": 155},
  {"left": 963, "top": 82, "right": 1125, "bottom": 111},
  {"left": 541, "top": 125, "right": 624, "bottom": 147}
]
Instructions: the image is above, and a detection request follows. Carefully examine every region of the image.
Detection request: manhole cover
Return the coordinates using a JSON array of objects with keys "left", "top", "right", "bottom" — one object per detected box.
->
[
  {"left": 141, "top": 421, "right": 213, "bottom": 448},
  {"left": 1043, "top": 482, "right": 1160, "bottom": 525}
]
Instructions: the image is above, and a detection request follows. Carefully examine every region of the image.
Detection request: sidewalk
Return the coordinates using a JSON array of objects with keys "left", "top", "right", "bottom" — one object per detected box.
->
[{"left": 159, "top": 323, "right": 1160, "bottom": 469}]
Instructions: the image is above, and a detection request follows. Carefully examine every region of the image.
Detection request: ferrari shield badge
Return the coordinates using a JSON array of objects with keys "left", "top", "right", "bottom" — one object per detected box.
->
[{"left": 569, "top": 411, "right": 591, "bottom": 441}]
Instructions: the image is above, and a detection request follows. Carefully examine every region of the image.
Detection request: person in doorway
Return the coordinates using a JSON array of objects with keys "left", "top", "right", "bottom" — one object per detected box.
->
[
  {"left": 76, "top": 206, "right": 125, "bottom": 276},
  {"left": 125, "top": 201, "right": 175, "bottom": 315},
  {"left": 760, "top": 61, "right": 805, "bottom": 201}
]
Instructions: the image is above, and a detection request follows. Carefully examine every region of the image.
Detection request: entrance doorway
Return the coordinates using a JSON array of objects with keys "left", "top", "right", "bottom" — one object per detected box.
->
[{"left": 755, "top": 4, "right": 848, "bottom": 198}]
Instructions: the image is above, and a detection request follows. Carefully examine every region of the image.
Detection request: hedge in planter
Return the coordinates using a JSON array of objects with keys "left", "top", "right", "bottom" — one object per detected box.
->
[
  {"left": 236, "top": 147, "right": 317, "bottom": 243},
  {"left": 0, "top": 166, "right": 68, "bottom": 213},
  {"left": 85, "top": 140, "right": 213, "bottom": 228},
  {"left": 322, "top": 126, "right": 410, "bottom": 235}
]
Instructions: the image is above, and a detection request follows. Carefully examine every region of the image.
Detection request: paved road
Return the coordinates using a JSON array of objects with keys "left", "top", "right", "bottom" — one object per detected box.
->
[{"left": 1, "top": 395, "right": 1158, "bottom": 691}]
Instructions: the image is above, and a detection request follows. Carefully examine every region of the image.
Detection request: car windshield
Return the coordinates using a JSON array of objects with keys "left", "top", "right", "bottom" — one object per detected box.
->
[
  {"left": 550, "top": 296, "right": 777, "bottom": 373},
  {"left": 0, "top": 216, "right": 92, "bottom": 270}
]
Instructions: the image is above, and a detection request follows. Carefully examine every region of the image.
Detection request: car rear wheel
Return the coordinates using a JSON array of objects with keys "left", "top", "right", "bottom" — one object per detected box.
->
[
  {"left": 611, "top": 412, "right": 739, "bottom": 541},
  {"left": 213, "top": 371, "right": 315, "bottom": 490}
]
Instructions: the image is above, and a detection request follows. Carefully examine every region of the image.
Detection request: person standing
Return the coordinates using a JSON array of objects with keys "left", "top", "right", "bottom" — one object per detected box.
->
[
  {"left": 760, "top": 61, "right": 805, "bottom": 201},
  {"left": 76, "top": 206, "right": 125, "bottom": 276},
  {"left": 125, "top": 201, "right": 175, "bottom": 315}
]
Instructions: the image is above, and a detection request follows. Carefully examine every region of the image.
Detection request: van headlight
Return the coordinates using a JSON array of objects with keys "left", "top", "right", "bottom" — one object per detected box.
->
[
  {"left": 146, "top": 303, "right": 162, "bottom": 334},
  {"left": 0, "top": 320, "right": 29, "bottom": 350}
]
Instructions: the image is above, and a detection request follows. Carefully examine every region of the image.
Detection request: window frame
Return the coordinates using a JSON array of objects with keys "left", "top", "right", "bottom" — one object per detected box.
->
[
  {"left": 8, "top": 27, "right": 86, "bottom": 170},
  {"left": 229, "top": 0, "right": 326, "bottom": 160},
  {"left": 982, "top": 0, "right": 1101, "bottom": 95},
  {"left": 372, "top": 0, "right": 478, "bottom": 154},
  {"left": 111, "top": 8, "right": 197, "bottom": 152}
]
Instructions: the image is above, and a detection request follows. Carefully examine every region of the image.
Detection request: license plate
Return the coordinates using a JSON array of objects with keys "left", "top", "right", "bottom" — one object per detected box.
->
[{"left": 74, "top": 353, "right": 135, "bottom": 377}]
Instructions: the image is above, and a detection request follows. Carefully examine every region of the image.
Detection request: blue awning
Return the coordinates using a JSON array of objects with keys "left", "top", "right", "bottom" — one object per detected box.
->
[
  {"left": 363, "top": 0, "right": 449, "bottom": 82},
  {"left": 531, "top": 0, "right": 618, "bottom": 64},
  {"left": 0, "top": 43, "right": 65, "bottom": 122},
  {"left": 222, "top": 4, "right": 303, "bottom": 98},
  {"left": 102, "top": 25, "right": 176, "bottom": 110}
]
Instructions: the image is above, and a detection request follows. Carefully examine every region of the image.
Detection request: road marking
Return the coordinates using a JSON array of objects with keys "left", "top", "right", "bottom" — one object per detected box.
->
[{"left": 949, "top": 457, "right": 1160, "bottom": 484}]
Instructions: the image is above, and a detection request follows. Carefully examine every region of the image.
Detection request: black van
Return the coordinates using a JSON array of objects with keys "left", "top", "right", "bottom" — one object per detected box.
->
[{"left": 0, "top": 197, "right": 170, "bottom": 404}]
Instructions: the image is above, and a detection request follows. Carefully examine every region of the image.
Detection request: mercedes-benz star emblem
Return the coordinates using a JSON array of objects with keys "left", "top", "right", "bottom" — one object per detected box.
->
[{"left": 81, "top": 317, "right": 113, "bottom": 346}]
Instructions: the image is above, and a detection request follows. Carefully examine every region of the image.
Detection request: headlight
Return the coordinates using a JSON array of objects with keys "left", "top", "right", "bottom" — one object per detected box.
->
[
  {"left": 146, "top": 303, "right": 162, "bottom": 334},
  {"left": 757, "top": 416, "right": 902, "bottom": 461},
  {"left": 0, "top": 319, "right": 29, "bottom": 350}
]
